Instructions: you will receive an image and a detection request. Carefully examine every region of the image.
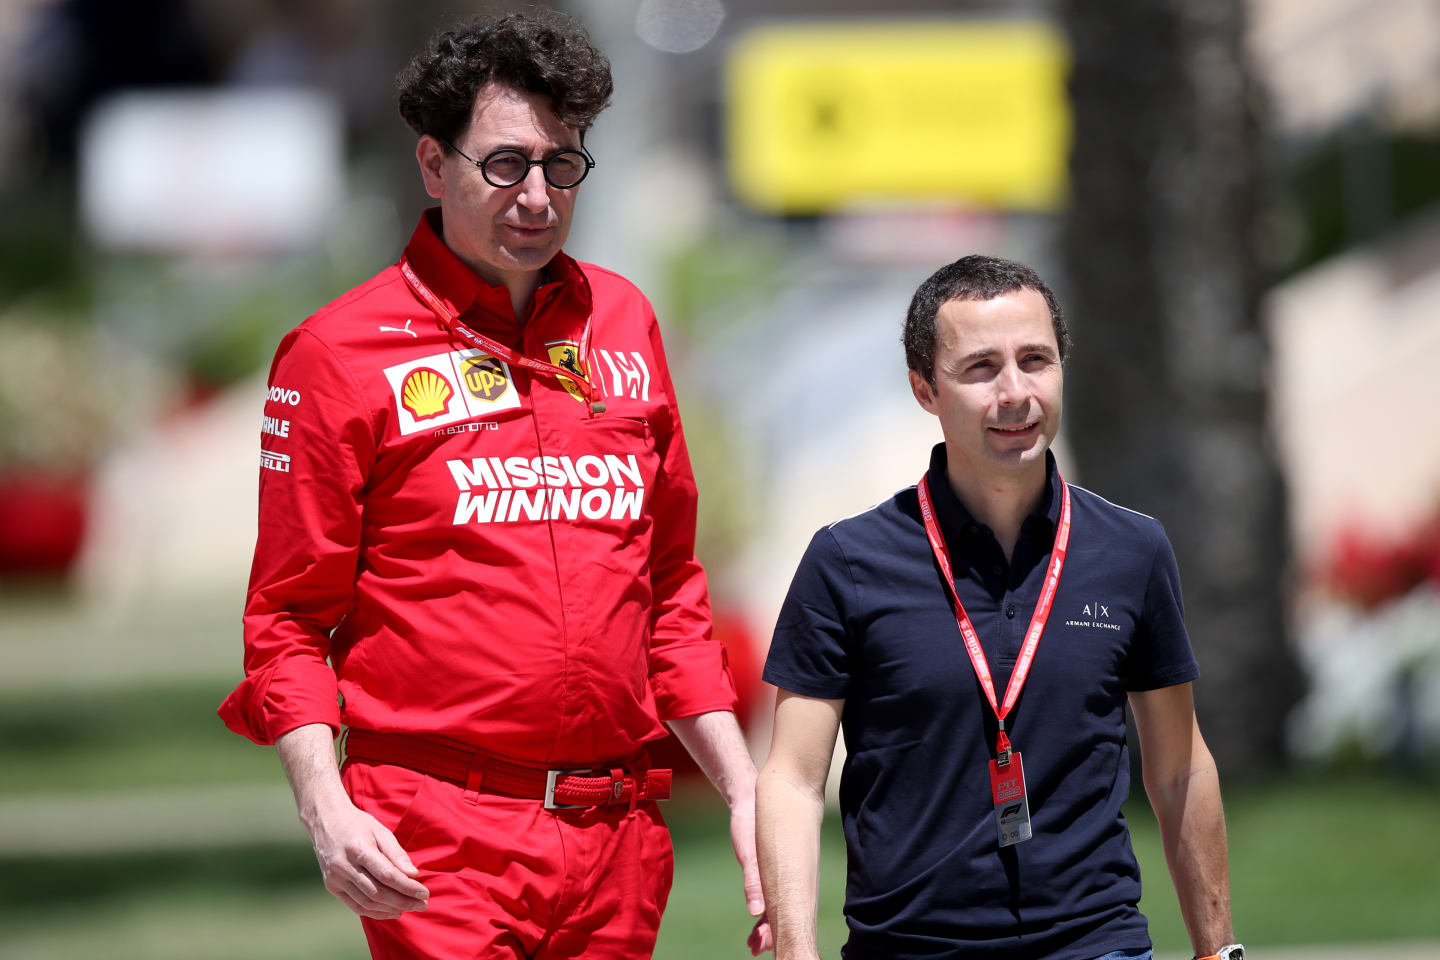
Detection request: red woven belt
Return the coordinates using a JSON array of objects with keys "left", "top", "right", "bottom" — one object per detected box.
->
[{"left": 342, "top": 728, "right": 672, "bottom": 810}]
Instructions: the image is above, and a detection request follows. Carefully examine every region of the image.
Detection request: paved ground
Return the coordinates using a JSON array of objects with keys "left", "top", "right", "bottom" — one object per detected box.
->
[
  {"left": 0, "top": 590, "right": 238, "bottom": 692},
  {"left": 0, "top": 783, "right": 304, "bottom": 855}
]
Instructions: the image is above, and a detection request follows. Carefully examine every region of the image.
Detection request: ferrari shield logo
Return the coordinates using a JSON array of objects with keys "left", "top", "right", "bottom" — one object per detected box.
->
[{"left": 546, "top": 340, "right": 588, "bottom": 402}]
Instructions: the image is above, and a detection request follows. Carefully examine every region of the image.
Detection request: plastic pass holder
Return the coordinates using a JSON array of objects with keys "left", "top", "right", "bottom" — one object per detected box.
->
[{"left": 989, "top": 750, "right": 1032, "bottom": 848}]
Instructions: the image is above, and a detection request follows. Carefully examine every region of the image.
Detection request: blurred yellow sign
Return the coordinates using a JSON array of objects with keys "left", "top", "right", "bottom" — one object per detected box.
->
[{"left": 726, "top": 21, "right": 1069, "bottom": 213}]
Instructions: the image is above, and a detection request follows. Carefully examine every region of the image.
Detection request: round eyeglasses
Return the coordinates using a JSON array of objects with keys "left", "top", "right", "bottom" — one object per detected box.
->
[{"left": 441, "top": 139, "right": 595, "bottom": 189}]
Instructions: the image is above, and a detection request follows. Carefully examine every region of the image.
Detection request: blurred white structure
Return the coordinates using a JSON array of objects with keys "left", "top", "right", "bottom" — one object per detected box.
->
[
  {"left": 1268, "top": 210, "right": 1440, "bottom": 762},
  {"left": 79, "top": 89, "right": 343, "bottom": 253},
  {"left": 1288, "top": 587, "right": 1440, "bottom": 762},
  {"left": 76, "top": 373, "right": 262, "bottom": 613},
  {"left": 1266, "top": 208, "right": 1440, "bottom": 560},
  {"left": 1252, "top": 0, "right": 1440, "bottom": 133}
]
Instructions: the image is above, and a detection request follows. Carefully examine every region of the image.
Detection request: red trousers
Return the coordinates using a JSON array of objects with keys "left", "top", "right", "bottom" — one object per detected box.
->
[{"left": 342, "top": 760, "right": 674, "bottom": 959}]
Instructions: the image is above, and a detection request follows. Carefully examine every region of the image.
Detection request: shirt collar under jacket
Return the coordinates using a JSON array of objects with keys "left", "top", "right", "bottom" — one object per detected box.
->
[
  {"left": 401, "top": 207, "right": 592, "bottom": 330},
  {"left": 926, "top": 442, "right": 1062, "bottom": 549}
]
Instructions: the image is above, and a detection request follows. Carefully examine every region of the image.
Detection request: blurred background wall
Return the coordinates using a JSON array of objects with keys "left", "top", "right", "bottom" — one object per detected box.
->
[{"left": 1, "top": 0, "right": 1437, "bottom": 957}]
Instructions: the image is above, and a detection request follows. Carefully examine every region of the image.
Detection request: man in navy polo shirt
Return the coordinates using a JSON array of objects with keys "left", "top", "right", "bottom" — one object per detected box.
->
[{"left": 756, "top": 256, "right": 1241, "bottom": 960}]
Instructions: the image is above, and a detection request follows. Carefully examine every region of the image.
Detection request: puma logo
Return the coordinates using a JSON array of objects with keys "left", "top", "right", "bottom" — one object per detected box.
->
[{"left": 379, "top": 318, "right": 418, "bottom": 338}]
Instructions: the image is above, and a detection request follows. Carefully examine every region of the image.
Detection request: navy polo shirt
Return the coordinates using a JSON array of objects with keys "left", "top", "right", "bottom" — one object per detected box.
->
[{"left": 764, "top": 444, "right": 1199, "bottom": 960}]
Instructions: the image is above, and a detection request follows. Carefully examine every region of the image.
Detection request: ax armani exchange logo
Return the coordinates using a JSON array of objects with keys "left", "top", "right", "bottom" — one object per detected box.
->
[{"left": 1064, "top": 601, "right": 1122, "bottom": 632}]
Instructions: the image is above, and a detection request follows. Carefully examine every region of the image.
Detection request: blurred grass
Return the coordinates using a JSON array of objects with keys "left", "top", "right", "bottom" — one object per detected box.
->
[
  {"left": 0, "top": 679, "right": 273, "bottom": 794},
  {"left": 0, "top": 888, "right": 362, "bottom": 960},
  {"left": 1137, "top": 773, "right": 1440, "bottom": 952},
  {"left": 662, "top": 805, "right": 851, "bottom": 959},
  {"left": 0, "top": 678, "right": 1436, "bottom": 957}
]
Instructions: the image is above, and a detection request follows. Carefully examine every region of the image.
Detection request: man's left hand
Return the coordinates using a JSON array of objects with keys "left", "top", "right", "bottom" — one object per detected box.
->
[
  {"left": 730, "top": 795, "right": 773, "bottom": 954},
  {"left": 666, "top": 710, "right": 773, "bottom": 954}
]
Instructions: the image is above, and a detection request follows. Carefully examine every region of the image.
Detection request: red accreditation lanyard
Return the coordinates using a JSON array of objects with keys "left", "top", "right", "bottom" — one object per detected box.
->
[
  {"left": 916, "top": 472, "right": 1072, "bottom": 764},
  {"left": 399, "top": 257, "right": 606, "bottom": 414}
]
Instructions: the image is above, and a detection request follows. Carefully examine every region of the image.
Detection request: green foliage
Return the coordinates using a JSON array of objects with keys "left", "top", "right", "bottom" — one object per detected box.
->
[
  {"left": 658, "top": 221, "right": 789, "bottom": 338},
  {"left": 671, "top": 386, "right": 758, "bottom": 572},
  {"left": 0, "top": 183, "right": 93, "bottom": 315},
  {"left": 92, "top": 251, "right": 368, "bottom": 391},
  {"left": 0, "top": 315, "right": 168, "bottom": 471},
  {"left": 1283, "top": 126, "right": 1440, "bottom": 276},
  {"left": 182, "top": 286, "right": 299, "bottom": 390},
  {"left": 654, "top": 221, "right": 794, "bottom": 577}
]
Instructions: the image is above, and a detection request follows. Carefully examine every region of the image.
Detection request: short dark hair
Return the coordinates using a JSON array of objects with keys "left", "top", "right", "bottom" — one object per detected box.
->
[
  {"left": 902, "top": 255, "right": 1070, "bottom": 383},
  {"left": 396, "top": 10, "right": 613, "bottom": 145}
]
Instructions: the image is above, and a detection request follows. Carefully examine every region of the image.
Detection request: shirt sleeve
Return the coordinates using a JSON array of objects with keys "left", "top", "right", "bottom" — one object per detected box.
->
[
  {"left": 217, "top": 327, "right": 376, "bottom": 745},
  {"left": 641, "top": 305, "right": 738, "bottom": 721},
  {"left": 1126, "top": 521, "right": 1201, "bottom": 691},
  {"left": 763, "top": 527, "right": 855, "bottom": 699}
]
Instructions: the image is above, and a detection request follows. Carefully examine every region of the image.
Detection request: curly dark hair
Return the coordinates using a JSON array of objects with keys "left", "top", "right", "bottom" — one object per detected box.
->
[
  {"left": 396, "top": 9, "right": 613, "bottom": 145},
  {"left": 903, "top": 255, "right": 1071, "bottom": 384}
]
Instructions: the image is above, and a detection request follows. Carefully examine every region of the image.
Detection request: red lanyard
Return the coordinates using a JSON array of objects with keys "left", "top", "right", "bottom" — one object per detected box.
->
[
  {"left": 399, "top": 257, "right": 605, "bottom": 414},
  {"left": 916, "top": 472, "right": 1072, "bottom": 762}
]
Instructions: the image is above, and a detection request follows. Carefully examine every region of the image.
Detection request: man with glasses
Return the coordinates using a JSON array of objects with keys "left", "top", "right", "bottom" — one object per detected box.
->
[{"left": 219, "top": 11, "right": 769, "bottom": 959}]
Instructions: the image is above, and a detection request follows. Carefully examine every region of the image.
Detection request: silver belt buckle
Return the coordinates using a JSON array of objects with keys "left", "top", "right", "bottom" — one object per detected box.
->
[{"left": 544, "top": 768, "right": 593, "bottom": 810}]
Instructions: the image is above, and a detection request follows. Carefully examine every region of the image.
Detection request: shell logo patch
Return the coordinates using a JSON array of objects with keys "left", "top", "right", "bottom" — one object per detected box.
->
[
  {"left": 546, "top": 340, "right": 587, "bottom": 403},
  {"left": 461, "top": 355, "right": 510, "bottom": 403},
  {"left": 401, "top": 367, "right": 455, "bottom": 420},
  {"left": 383, "top": 350, "right": 522, "bottom": 436}
]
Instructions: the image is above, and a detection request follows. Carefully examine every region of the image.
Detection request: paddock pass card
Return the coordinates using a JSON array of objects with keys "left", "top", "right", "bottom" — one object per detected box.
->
[{"left": 989, "top": 751, "right": 1032, "bottom": 848}]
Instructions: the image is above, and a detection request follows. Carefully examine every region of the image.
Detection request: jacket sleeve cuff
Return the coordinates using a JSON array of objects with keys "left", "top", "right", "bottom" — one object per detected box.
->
[
  {"left": 649, "top": 639, "right": 738, "bottom": 722},
  {"left": 217, "top": 655, "right": 341, "bottom": 746}
]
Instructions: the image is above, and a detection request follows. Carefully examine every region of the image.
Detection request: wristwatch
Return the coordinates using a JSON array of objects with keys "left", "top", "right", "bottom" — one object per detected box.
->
[{"left": 1195, "top": 946, "right": 1244, "bottom": 960}]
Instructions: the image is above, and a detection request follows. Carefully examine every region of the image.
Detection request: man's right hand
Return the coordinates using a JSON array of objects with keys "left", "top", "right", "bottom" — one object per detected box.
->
[
  {"left": 275, "top": 723, "right": 430, "bottom": 921},
  {"left": 756, "top": 692, "right": 844, "bottom": 960},
  {"left": 306, "top": 796, "right": 430, "bottom": 920}
]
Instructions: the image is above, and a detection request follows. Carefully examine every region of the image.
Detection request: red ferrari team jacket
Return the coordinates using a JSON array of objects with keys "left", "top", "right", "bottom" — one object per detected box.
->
[{"left": 219, "top": 210, "right": 737, "bottom": 765}]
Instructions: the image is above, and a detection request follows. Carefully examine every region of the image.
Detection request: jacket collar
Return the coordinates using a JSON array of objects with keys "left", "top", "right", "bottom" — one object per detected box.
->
[{"left": 401, "top": 208, "right": 591, "bottom": 331}]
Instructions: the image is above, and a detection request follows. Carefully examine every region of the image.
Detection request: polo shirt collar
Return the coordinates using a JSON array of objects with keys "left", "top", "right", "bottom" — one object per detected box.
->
[
  {"left": 926, "top": 443, "right": 1061, "bottom": 545},
  {"left": 401, "top": 207, "right": 591, "bottom": 329}
]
